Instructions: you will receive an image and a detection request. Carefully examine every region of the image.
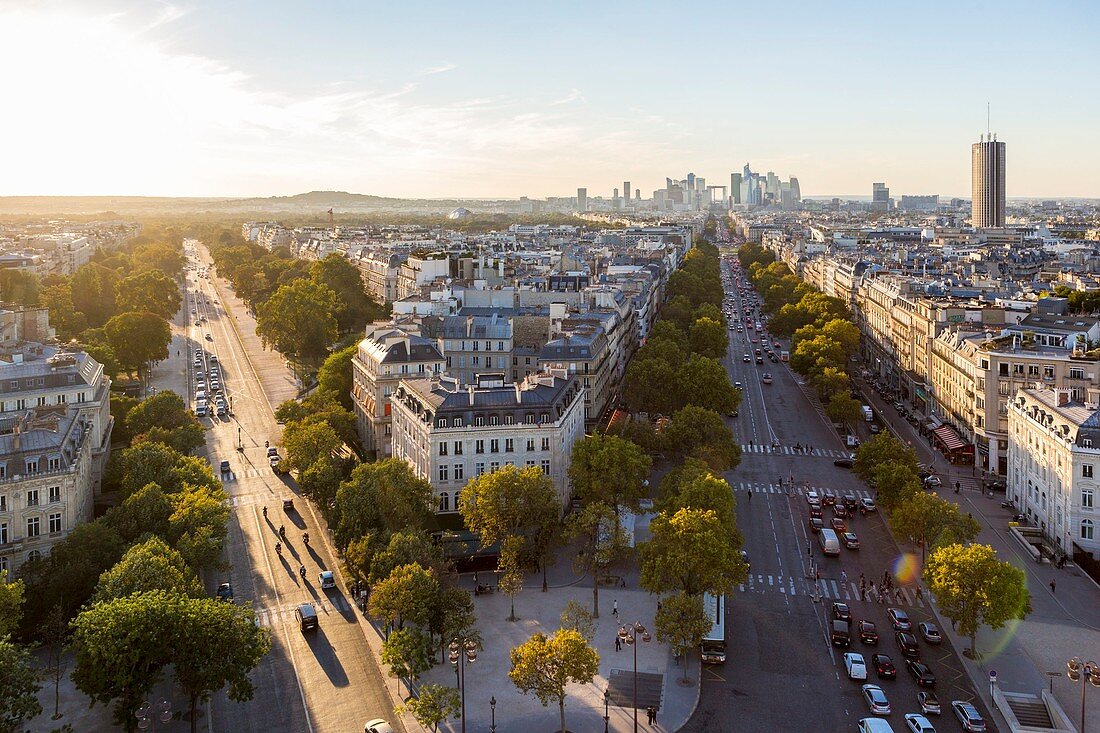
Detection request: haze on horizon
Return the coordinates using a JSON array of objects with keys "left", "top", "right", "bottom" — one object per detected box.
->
[{"left": 3, "top": 0, "right": 1098, "bottom": 200}]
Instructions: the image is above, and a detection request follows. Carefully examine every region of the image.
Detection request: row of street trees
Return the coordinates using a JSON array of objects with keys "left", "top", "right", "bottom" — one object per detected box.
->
[{"left": 738, "top": 242, "right": 865, "bottom": 427}]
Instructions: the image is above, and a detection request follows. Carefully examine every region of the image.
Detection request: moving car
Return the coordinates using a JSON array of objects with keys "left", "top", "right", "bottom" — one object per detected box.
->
[
  {"left": 918, "top": 622, "right": 942, "bottom": 645},
  {"left": 743, "top": 354, "right": 751, "bottom": 363},
  {"left": 216, "top": 582, "right": 233, "bottom": 602},
  {"left": 834, "top": 457, "right": 855, "bottom": 469},
  {"left": 319, "top": 570, "right": 336, "bottom": 590},
  {"left": 888, "top": 608, "right": 912, "bottom": 631},
  {"left": 917, "top": 691, "right": 941, "bottom": 716},
  {"left": 843, "top": 532, "right": 861, "bottom": 550},
  {"left": 845, "top": 652, "right": 868, "bottom": 680},
  {"left": 295, "top": 603, "right": 318, "bottom": 631},
  {"left": 906, "top": 660, "right": 936, "bottom": 687},
  {"left": 860, "top": 497, "right": 878, "bottom": 513},
  {"left": 951, "top": 701, "right": 986, "bottom": 732},
  {"left": 861, "top": 684, "right": 891, "bottom": 716},
  {"left": 834, "top": 503, "right": 849, "bottom": 518},
  {"left": 283, "top": 498, "right": 294, "bottom": 511},
  {"left": 806, "top": 490, "right": 820, "bottom": 504},
  {"left": 903, "top": 713, "right": 936, "bottom": 733},
  {"left": 808, "top": 517, "right": 824, "bottom": 533},
  {"left": 364, "top": 721, "right": 395, "bottom": 733},
  {"left": 896, "top": 631, "right": 920, "bottom": 658},
  {"left": 858, "top": 720, "right": 895, "bottom": 733},
  {"left": 822, "top": 490, "right": 837, "bottom": 506},
  {"left": 831, "top": 517, "right": 848, "bottom": 533},
  {"left": 872, "top": 654, "right": 897, "bottom": 679},
  {"left": 761, "top": 372, "right": 773, "bottom": 384},
  {"left": 831, "top": 620, "right": 851, "bottom": 648},
  {"left": 832, "top": 602, "right": 852, "bottom": 623},
  {"left": 859, "top": 620, "right": 879, "bottom": 645}
]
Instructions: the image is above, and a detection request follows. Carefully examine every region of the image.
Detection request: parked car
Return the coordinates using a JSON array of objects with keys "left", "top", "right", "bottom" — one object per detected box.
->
[
  {"left": 861, "top": 684, "right": 891, "bottom": 716},
  {"left": 918, "top": 622, "right": 942, "bottom": 645},
  {"left": 917, "top": 691, "right": 941, "bottom": 716},
  {"left": 907, "top": 659, "right": 936, "bottom": 687},
  {"left": 888, "top": 608, "right": 912, "bottom": 631},
  {"left": 951, "top": 701, "right": 987, "bottom": 732},
  {"left": 872, "top": 654, "right": 897, "bottom": 679}
]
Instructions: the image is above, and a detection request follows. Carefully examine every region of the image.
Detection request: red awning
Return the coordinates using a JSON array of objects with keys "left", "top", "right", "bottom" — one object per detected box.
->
[{"left": 933, "top": 424, "right": 966, "bottom": 451}]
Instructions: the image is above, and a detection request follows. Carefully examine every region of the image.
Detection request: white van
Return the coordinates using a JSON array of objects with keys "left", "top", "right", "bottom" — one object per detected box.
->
[{"left": 819, "top": 528, "right": 841, "bottom": 556}]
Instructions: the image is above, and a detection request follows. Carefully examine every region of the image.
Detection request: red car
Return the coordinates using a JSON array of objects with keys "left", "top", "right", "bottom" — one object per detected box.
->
[{"left": 831, "top": 517, "right": 847, "bottom": 533}]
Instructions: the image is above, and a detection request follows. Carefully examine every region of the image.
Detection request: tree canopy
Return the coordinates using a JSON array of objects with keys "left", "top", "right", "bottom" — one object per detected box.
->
[
  {"left": 509, "top": 630, "right": 599, "bottom": 733},
  {"left": 640, "top": 508, "right": 746, "bottom": 597}
]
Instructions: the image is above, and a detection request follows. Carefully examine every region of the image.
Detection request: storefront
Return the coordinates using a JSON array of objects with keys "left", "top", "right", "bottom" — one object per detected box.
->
[{"left": 932, "top": 424, "right": 974, "bottom": 466}]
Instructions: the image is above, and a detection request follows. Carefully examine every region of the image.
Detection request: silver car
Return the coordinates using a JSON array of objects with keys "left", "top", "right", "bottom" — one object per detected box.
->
[{"left": 862, "top": 684, "right": 891, "bottom": 716}]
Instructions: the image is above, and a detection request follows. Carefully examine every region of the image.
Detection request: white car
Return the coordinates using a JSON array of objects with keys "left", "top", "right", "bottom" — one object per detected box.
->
[
  {"left": 364, "top": 720, "right": 395, "bottom": 733},
  {"left": 806, "top": 490, "right": 820, "bottom": 505},
  {"left": 858, "top": 720, "right": 895, "bottom": 733},
  {"left": 319, "top": 570, "right": 336, "bottom": 590},
  {"left": 904, "top": 713, "right": 936, "bottom": 733},
  {"left": 845, "top": 652, "right": 868, "bottom": 680}
]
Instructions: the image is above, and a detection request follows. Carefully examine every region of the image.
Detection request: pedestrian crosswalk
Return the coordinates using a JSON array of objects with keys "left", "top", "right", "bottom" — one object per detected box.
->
[
  {"left": 730, "top": 482, "right": 874, "bottom": 500},
  {"left": 736, "top": 573, "right": 927, "bottom": 609},
  {"left": 739, "top": 445, "right": 851, "bottom": 458},
  {"left": 253, "top": 596, "right": 354, "bottom": 627},
  {"left": 220, "top": 467, "right": 266, "bottom": 483}
]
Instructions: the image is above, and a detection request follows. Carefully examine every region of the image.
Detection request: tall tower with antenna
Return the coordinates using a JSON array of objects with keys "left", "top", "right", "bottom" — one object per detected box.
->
[{"left": 971, "top": 104, "right": 1005, "bottom": 228}]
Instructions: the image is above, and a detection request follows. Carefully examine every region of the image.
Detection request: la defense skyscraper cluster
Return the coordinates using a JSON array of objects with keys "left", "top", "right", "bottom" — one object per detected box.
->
[{"left": 971, "top": 133, "right": 1006, "bottom": 228}]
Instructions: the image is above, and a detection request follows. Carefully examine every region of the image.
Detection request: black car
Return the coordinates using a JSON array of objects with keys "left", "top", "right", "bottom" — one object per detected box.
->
[
  {"left": 895, "top": 631, "right": 920, "bottom": 658},
  {"left": 834, "top": 458, "right": 854, "bottom": 469},
  {"left": 216, "top": 582, "right": 233, "bottom": 602},
  {"left": 907, "top": 659, "right": 937, "bottom": 687},
  {"left": 872, "top": 654, "right": 897, "bottom": 679},
  {"left": 832, "top": 602, "right": 852, "bottom": 624},
  {"left": 858, "top": 620, "right": 879, "bottom": 645}
]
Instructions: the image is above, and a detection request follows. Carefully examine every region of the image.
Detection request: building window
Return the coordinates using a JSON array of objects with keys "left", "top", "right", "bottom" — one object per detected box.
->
[
  {"left": 439, "top": 492, "right": 450, "bottom": 512},
  {"left": 489, "top": 461, "right": 500, "bottom": 473},
  {"left": 1084, "top": 489, "right": 1095, "bottom": 509},
  {"left": 26, "top": 516, "right": 40, "bottom": 538},
  {"left": 437, "top": 418, "right": 447, "bottom": 428},
  {"left": 1084, "top": 465, "right": 1094, "bottom": 479},
  {"left": 475, "top": 462, "right": 485, "bottom": 476},
  {"left": 452, "top": 418, "right": 463, "bottom": 428},
  {"left": 540, "top": 413, "right": 549, "bottom": 423},
  {"left": 489, "top": 415, "right": 498, "bottom": 426},
  {"left": 540, "top": 459, "right": 551, "bottom": 475},
  {"left": 526, "top": 459, "right": 536, "bottom": 467},
  {"left": 26, "top": 489, "right": 39, "bottom": 507},
  {"left": 474, "top": 416, "right": 485, "bottom": 427},
  {"left": 541, "top": 438, "right": 551, "bottom": 451},
  {"left": 439, "top": 465, "right": 449, "bottom": 482},
  {"left": 454, "top": 441, "right": 463, "bottom": 455},
  {"left": 439, "top": 442, "right": 448, "bottom": 456},
  {"left": 1083, "top": 519, "right": 1095, "bottom": 541},
  {"left": 48, "top": 486, "right": 60, "bottom": 503},
  {"left": 1044, "top": 366, "right": 1055, "bottom": 379},
  {"left": 505, "top": 439, "right": 514, "bottom": 452},
  {"left": 526, "top": 439, "right": 535, "bottom": 452},
  {"left": 504, "top": 414, "right": 514, "bottom": 425},
  {"left": 525, "top": 413, "right": 535, "bottom": 424},
  {"left": 1026, "top": 365, "right": 1039, "bottom": 377},
  {"left": 1070, "top": 367, "right": 1086, "bottom": 380},
  {"left": 490, "top": 439, "right": 499, "bottom": 453},
  {"left": 26, "top": 550, "right": 40, "bottom": 563},
  {"left": 25, "top": 461, "right": 38, "bottom": 475},
  {"left": 475, "top": 440, "right": 484, "bottom": 454},
  {"left": 0, "top": 522, "right": 7, "bottom": 544},
  {"left": 454, "top": 464, "right": 464, "bottom": 481},
  {"left": 48, "top": 513, "right": 62, "bottom": 534}
]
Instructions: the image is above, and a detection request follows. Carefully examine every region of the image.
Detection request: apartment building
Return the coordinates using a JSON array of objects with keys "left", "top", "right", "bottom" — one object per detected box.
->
[
  {"left": 420, "top": 313, "right": 514, "bottom": 386},
  {"left": 0, "top": 406, "right": 95, "bottom": 575},
  {"left": 351, "top": 323, "right": 446, "bottom": 457},
  {"left": 539, "top": 325, "right": 611, "bottom": 427},
  {"left": 389, "top": 371, "right": 585, "bottom": 514},
  {"left": 1006, "top": 386, "right": 1100, "bottom": 560}
]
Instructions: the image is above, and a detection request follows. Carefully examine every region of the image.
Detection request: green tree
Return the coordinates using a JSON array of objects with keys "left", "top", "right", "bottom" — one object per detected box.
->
[
  {"left": 168, "top": 484, "right": 231, "bottom": 571},
  {"left": 115, "top": 270, "right": 181, "bottom": 320},
  {"left": 662, "top": 406, "right": 740, "bottom": 471},
  {"left": 567, "top": 501, "right": 634, "bottom": 619},
  {"left": 659, "top": 471, "right": 741, "bottom": 548},
  {"left": 172, "top": 600, "right": 271, "bottom": 733},
  {"left": 891, "top": 493, "right": 981, "bottom": 562},
  {"left": 509, "top": 629, "right": 600, "bottom": 733},
  {"left": 679, "top": 355, "right": 740, "bottom": 415},
  {"left": 459, "top": 464, "right": 560, "bottom": 554},
  {"left": 870, "top": 461, "right": 922, "bottom": 511},
  {"left": 84, "top": 340, "right": 121, "bottom": 381},
  {"left": 790, "top": 335, "right": 846, "bottom": 378},
  {"left": 0, "top": 269, "right": 40, "bottom": 306},
  {"left": 380, "top": 627, "right": 435, "bottom": 694},
  {"left": 334, "top": 459, "right": 434, "bottom": 549},
  {"left": 298, "top": 455, "right": 347, "bottom": 509},
  {"left": 368, "top": 531, "right": 447, "bottom": 585},
  {"left": 425, "top": 584, "right": 477, "bottom": 662},
  {"left": 256, "top": 279, "right": 339, "bottom": 364},
  {"left": 559, "top": 600, "right": 596, "bottom": 642},
  {"left": 94, "top": 537, "right": 204, "bottom": 601},
  {"left": 820, "top": 319, "right": 861, "bottom": 356},
  {"left": 825, "top": 393, "right": 863, "bottom": 426},
  {"left": 0, "top": 637, "right": 42, "bottom": 733},
  {"left": 282, "top": 420, "right": 342, "bottom": 474},
  {"left": 130, "top": 242, "right": 185, "bottom": 278},
  {"left": 104, "top": 311, "right": 171, "bottom": 376},
  {"left": 924, "top": 543, "right": 1031, "bottom": 656},
  {"left": 111, "top": 441, "right": 221, "bottom": 498},
  {"left": 102, "top": 483, "right": 173, "bottom": 545},
  {"left": 811, "top": 367, "right": 850, "bottom": 401},
  {"left": 640, "top": 508, "right": 747, "bottom": 597},
  {"left": 0, "top": 570, "right": 24, "bottom": 639},
  {"left": 497, "top": 537, "right": 525, "bottom": 622},
  {"left": 853, "top": 433, "right": 919, "bottom": 483},
  {"left": 689, "top": 317, "right": 728, "bottom": 358},
  {"left": 654, "top": 591, "right": 712, "bottom": 683},
  {"left": 42, "top": 282, "right": 87, "bottom": 339},
  {"left": 623, "top": 358, "right": 679, "bottom": 415},
  {"left": 317, "top": 343, "right": 357, "bottom": 409},
  {"left": 394, "top": 683, "right": 460, "bottom": 733},
  {"left": 71, "top": 262, "right": 121, "bottom": 327},
  {"left": 568, "top": 434, "right": 652, "bottom": 514},
  {"left": 310, "top": 254, "right": 378, "bottom": 333},
  {"left": 368, "top": 563, "right": 438, "bottom": 630},
  {"left": 126, "top": 390, "right": 205, "bottom": 454}
]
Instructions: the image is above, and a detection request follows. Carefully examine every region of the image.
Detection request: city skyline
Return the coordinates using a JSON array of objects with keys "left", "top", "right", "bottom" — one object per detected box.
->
[{"left": 3, "top": 0, "right": 1099, "bottom": 199}]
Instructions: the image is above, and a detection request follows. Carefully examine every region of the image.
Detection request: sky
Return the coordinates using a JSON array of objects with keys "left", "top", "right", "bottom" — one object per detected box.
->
[{"left": 2, "top": 0, "right": 1098, "bottom": 199}]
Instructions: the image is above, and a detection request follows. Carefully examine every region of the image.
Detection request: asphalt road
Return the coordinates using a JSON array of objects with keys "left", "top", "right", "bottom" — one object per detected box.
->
[
  {"left": 682, "top": 238, "right": 995, "bottom": 733},
  {"left": 158, "top": 243, "right": 401, "bottom": 733}
]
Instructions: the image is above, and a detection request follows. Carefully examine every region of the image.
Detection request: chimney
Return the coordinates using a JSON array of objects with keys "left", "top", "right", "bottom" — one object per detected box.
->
[
  {"left": 1056, "top": 389, "right": 1071, "bottom": 406},
  {"left": 467, "top": 384, "right": 475, "bottom": 406},
  {"left": 1087, "top": 388, "right": 1100, "bottom": 410}
]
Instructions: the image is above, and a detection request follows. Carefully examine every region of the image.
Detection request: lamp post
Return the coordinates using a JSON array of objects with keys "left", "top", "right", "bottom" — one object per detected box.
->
[
  {"left": 489, "top": 696, "right": 497, "bottom": 733},
  {"left": 1066, "top": 657, "right": 1100, "bottom": 733},
  {"left": 603, "top": 688, "right": 610, "bottom": 733},
  {"left": 618, "top": 621, "right": 651, "bottom": 733},
  {"left": 136, "top": 698, "right": 172, "bottom": 731},
  {"left": 449, "top": 637, "right": 478, "bottom": 733}
]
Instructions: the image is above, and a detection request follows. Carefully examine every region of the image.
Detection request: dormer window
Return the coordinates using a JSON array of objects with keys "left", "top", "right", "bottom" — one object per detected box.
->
[{"left": 452, "top": 417, "right": 463, "bottom": 428}]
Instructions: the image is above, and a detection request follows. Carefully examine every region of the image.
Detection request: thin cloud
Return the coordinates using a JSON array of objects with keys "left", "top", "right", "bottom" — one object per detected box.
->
[
  {"left": 423, "top": 63, "right": 457, "bottom": 75},
  {"left": 551, "top": 88, "right": 583, "bottom": 105}
]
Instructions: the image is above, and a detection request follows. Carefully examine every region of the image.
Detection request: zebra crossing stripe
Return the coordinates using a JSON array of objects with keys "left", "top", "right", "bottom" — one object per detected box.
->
[{"left": 734, "top": 573, "right": 925, "bottom": 608}]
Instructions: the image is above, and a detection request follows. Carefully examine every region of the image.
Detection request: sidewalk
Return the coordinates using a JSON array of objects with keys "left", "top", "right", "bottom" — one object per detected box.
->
[
  {"left": 411, "top": 521, "right": 700, "bottom": 733},
  {"left": 861, "top": 380, "right": 1100, "bottom": 731}
]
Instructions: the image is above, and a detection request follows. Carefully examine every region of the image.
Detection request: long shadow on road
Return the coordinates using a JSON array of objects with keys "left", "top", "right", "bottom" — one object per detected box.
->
[{"left": 304, "top": 627, "right": 351, "bottom": 688}]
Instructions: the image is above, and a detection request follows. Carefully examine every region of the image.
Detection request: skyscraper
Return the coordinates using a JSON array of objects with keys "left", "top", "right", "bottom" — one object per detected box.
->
[
  {"left": 971, "top": 134, "right": 1006, "bottom": 228},
  {"left": 623, "top": 181, "right": 631, "bottom": 201},
  {"left": 577, "top": 188, "right": 587, "bottom": 213},
  {"left": 871, "top": 182, "right": 890, "bottom": 212},
  {"left": 730, "top": 172, "right": 742, "bottom": 204}
]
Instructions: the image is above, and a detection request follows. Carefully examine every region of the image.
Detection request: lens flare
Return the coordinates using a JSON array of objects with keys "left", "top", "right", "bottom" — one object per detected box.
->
[{"left": 891, "top": 553, "right": 922, "bottom": 585}]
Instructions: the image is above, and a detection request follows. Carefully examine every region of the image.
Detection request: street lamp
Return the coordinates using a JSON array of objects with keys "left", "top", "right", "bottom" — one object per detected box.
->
[
  {"left": 618, "top": 621, "right": 651, "bottom": 733},
  {"left": 603, "top": 688, "right": 611, "bottom": 733},
  {"left": 449, "top": 637, "right": 478, "bottom": 733},
  {"left": 489, "top": 696, "right": 497, "bottom": 733},
  {"left": 136, "top": 698, "right": 172, "bottom": 731},
  {"left": 1066, "top": 657, "right": 1100, "bottom": 733}
]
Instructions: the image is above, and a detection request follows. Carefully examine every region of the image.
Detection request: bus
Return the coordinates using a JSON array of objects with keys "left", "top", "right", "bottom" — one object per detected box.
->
[{"left": 700, "top": 592, "right": 727, "bottom": 664}]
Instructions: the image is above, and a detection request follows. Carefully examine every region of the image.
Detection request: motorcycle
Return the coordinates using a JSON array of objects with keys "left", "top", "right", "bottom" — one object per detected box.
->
[
  {"left": 299, "top": 565, "right": 307, "bottom": 579},
  {"left": 303, "top": 532, "right": 310, "bottom": 546},
  {"left": 1000, "top": 500, "right": 1015, "bottom": 509},
  {"left": 279, "top": 525, "right": 286, "bottom": 539},
  {"left": 275, "top": 542, "right": 282, "bottom": 556}
]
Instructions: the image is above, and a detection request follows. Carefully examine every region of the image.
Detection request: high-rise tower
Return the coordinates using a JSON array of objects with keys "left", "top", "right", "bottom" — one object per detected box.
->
[
  {"left": 577, "top": 188, "right": 588, "bottom": 213},
  {"left": 971, "top": 134, "right": 1006, "bottom": 228}
]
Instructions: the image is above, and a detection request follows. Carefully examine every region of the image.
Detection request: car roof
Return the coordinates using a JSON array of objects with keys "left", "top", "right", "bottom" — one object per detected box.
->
[
  {"left": 298, "top": 603, "right": 316, "bottom": 614},
  {"left": 320, "top": 570, "right": 334, "bottom": 578}
]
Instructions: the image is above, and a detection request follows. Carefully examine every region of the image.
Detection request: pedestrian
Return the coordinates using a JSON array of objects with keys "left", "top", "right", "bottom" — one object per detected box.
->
[
  {"left": 615, "top": 636, "right": 622, "bottom": 652},
  {"left": 841, "top": 570, "right": 848, "bottom": 585},
  {"left": 613, "top": 599, "right": 619, "bottom": 617},
  {"left": 916, "top": 585, "right": 924, "bottom": 601},
  {"left": 860, "top": 587, "right": 866, "bottom": 601},
  {"left": 859, "top": 572, "right": 865, "bottom": 587},
  {"left": 646, "top": 707, "right": 654, "bottom": 724},
  {"left": 1050, "top": 579, "right": 1056, "bottom": 594},
  {"left": 657, "top": 600, "right": 662, "bottom": 613}
]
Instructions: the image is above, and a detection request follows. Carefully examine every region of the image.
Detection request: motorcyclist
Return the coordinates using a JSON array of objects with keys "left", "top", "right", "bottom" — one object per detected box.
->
[
  {"left": 299, "top": 564, "right": 306, "bottom": 579},
  {"left": 279, "top": 524, "right": 285, "bottom": 538},
  {"left": 303, "top": 532, "right": 310, "bottom": 546},
  {"left": 275, "top": 542, "right": 282, "bottom": 555},
  {"left": 262, "top": 506, "right": 268, "bottom": 518}
]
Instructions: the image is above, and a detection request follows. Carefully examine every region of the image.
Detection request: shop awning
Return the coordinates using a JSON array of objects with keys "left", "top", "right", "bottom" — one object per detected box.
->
[{"left": 933, "top": 424, "right": 967, "bottom": 452}]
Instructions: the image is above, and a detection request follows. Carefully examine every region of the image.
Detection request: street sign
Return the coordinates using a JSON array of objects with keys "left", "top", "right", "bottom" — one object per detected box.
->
[{"left": 989, "top": 670, "right": 998, "bottom": 682}]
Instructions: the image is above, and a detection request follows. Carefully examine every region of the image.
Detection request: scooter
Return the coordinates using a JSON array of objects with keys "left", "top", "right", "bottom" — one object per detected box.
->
[{"left": 1000, "top": 499, "right": 1015, "bottom": 509}]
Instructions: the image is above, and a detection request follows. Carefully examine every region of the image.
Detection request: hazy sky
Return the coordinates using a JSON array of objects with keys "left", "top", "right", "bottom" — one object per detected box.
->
[{"left": 3, "top": 0, "right": 1098, "bottom": 199}]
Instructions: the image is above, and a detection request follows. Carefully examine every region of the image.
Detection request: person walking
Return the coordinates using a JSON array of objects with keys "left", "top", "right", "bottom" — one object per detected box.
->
[
  {"left": 840, "top": 570, "right": 848, "bottom": 585},
  {"left": 1050, "top": 579, "right": 1056, "bottom": 594},
  {"left": 612, "top": 599, "right": 619, "bottom": 617},
  {"left": 615, "top": 636, "right": 622, "bottom": 652}
]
